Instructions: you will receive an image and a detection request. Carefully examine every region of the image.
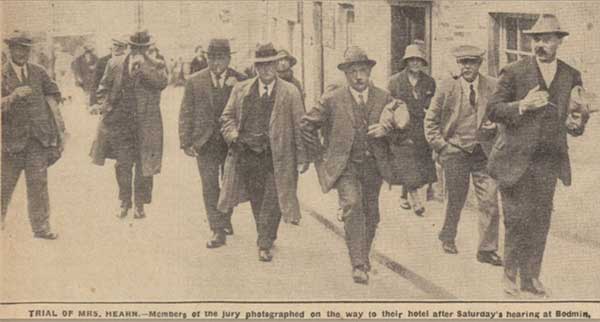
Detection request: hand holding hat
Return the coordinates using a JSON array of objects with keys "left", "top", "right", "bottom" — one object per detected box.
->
[{"left": 520, "top": 85, "right": 549, "bottom": 113}]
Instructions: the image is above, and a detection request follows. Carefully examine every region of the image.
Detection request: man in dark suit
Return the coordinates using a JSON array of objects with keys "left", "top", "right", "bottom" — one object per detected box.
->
[
  {"left": 301, "top": 47, "right": 399, "bottom": 284},
  {"left": 72, "top": 44, "right": 98, "bottom": 96},
  {"left": 276, "top": 49, "right": 304, "bottom": 102},
  {"left": 487, "top": 15, "right": 589, "bottom": 297},
  {"left": 89, "top": 36, "right": 128, "bottom": 106},
  {"left": 179, "top": 39, "right": 246, "bottom": 248},
  {"left": 1, "top": 30, "right": 63, "bottom": 239},
  {"left": 424, "top": 45, "right": 502, "bottom": 266},
  {"left": 190, "top": 45, "right": 208, "bottom": 74}
]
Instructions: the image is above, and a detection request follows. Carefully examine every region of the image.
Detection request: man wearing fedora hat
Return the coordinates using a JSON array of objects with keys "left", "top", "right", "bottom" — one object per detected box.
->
[
  {"left": 276, "top": 49, "right": 304, "bottom": 102},
  {"left": 300, "top": 46, "right": 402, "bottom": 284},
  {"left": 92, "top": 29, "right": 168, "bottom": 219},
  {"left": 388, "top": 43, "right": 437, "bottom": 216},
  {"left": 424, "top": 45, "right": 502, "bottom": 266},
  {"left": 219, "top": 42, "right": 308, "bottom": 262},
  {"left": 90, "top": 35, "right": 128, "bottom": 106},
  {"left": 179, "top": 38, "right": 246, "bottom": 248},
  {"left": 487, "top": 14, "right": 589, "bottom": 297},
  {"left": 2, "top": 30, "right": 64, "bottom": 238}
]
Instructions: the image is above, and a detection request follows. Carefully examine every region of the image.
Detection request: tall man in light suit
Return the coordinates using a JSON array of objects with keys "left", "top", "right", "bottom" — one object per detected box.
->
[
  {"left": 487, "top": 15, "right": 589, "bottom": 297},
  {"left": 424, "top": 45, "right": 502, "bottom": 266},
  {"left": 179, "top": 39, "right": 246, "bottom": 248}
]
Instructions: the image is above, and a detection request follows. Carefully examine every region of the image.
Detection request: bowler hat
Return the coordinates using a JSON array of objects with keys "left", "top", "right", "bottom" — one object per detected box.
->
[
  {"left": 3, "top": 30, "right": 33, "bottom": 47},
  {"left": 128, "top": 29, "right": 154, "bottom": 47},
  {"left": 337, "top": 46, "right": 376, "bottom": 71},
  {"left": 451, "top": 45, "right": 485, "bottom": 61},
  {"left": 204, "top": 38, "right": 234, "bottom": 56},
  {"left": 523, "top": 14, "right": 569, "bottom": 37},
  {"left": 253, "top": 42, "right": 285, "bottom": 64},
  {"left": 277, "top": 49, "right": 297, "bottom": 67},
  {"left": 402, "top": 44, "right": 428, "bottom": 66}
]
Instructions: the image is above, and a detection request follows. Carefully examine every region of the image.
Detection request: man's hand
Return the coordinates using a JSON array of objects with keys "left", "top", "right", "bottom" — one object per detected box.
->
[
  {"left": 519, "top": 85, "right": 549, "bottom": 113},
  {"left": 367, "top": 123, "right": 389, "bottom": 138},
  {"left": 184, "top": 146, "right": 198, "bottom": 157},
  {"left": 480, "top": 120, "right": 497, "bottom": 130},
  {"left": 12, "top": 86, "right": 32, "bottom": 100},
  {"left": 297, "top": 163, "right": 309, "bottom": 174}
]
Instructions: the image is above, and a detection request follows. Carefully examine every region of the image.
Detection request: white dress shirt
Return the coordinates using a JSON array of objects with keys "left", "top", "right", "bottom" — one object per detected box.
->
[
  {"left": 258, "top": 78, "right": 276, "bottom": 97},
  {"left": 349, "top": 86, "right": 369, "bottom": 106},
  {"left": 537, "top": 57, "right": 558, "bottom": 87},
  {"left": 11, "top": 60, "right": 28, "bottom": 83}
]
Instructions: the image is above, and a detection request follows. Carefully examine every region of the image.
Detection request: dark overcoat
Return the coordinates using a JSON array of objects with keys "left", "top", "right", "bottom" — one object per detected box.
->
[{"left": 90, "top": 54, "right": 168, "bottom": 176}]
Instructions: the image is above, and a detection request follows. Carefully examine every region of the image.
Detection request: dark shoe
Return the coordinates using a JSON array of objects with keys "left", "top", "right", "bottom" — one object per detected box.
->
[
  {"left": 134, "top": 206, "right": 146, "bottom": 219},
  {"left": 223, "top": 224, "right": 234, "bottom": 236},
  {"left": 33, "top": 231, "right": 59, "bottom": 240},
  {"left": 117, "top": 207, "right": 129, "bottom": 218},
  {"left": 399, "top": 198, "right": 411, "bottom": 210},
  {"left": 206, "top": 232, "right": 226, "bottom": 249},
  {"left": 258, "top": 249, "right": 273, "bottom": 262},
  {"left": 413, "top": 206, "right": 425, "bottom": 217},
  {"left": 352, "top": 266, "right": 369, "bottom": 284},
  {"left": 522, "top": 278, "right": 548, "bottom": 297},
  {"left": 408, "top": 190, "right": 424, "bottom": 216},
  {"left": 503, "top": 275, "right": 520, "bottom": 297},
  {"left": 477, "top": 251, "right": 503, "bottom": 266},
  {"left": 442, "top": 241, "right": 458, "bottom": 254}
]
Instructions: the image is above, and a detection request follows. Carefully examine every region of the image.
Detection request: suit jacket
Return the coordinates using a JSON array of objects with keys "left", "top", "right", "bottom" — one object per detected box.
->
[
  {"left": 218, "top": 77, "right": 307, "bottom": 222},
  {"left": 424, "top": 74, "right": 498, "bottom": 160},
  {"left": 487, "top": 56, "right": 585, "bottom": 188},
  {"left": 301, "top": 84, "right": 395, "bottom": 193},
  {"left": 90, "top": 54, "right": 168, "bottom": 176},
  {"left": 89, "top": 54, "right": 111, "bottom": 105},
  {"left": 2, "top": 62, "right": 63, "bottom": 157},
  {"left": 178, "top": 67, "right": 246, "bottom": 151}
]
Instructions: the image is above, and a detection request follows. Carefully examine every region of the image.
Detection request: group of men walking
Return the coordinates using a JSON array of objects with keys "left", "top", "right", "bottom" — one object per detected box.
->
[{"left": 1, "top": 14, "right": 591, "bottom": 297}]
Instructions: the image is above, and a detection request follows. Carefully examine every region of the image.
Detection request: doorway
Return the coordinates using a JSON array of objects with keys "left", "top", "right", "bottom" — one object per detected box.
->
[{"left": 391, "top": 4, "right": 430, "bottom": 74}]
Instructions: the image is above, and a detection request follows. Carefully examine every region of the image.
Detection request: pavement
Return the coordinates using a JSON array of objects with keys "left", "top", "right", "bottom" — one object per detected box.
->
[{"left": 1, "top": 86, "right": 599, "bottom": 303}]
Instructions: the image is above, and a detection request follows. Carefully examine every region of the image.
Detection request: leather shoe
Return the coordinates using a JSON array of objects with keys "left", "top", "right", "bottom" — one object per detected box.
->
[
  {"left": 223, "top": 224, "right": 234, "bottom": 236},
  {"left": 442, "top": 241, "right": 458, "bottom": 254},
  {"left": 134, "top": 206, "right": 146, "bottom": 219},
  {"left": 399, "top": 198, "right": 411, "bottom": 210},
  {"left": 477, "top": 251, "right": 503, "bottom": 266},
  {"left": 521, "top": 278, "right": 548, "bottom": 297},
  {"left": 117, "top": 207, "right": 129, "bottom": 218},
  {"left": 206, "top": 232, "right": 226, "bottom": 249},
  {"left": 33, "top": 231, "right": 59, "bottom": 240},
  {"left": 352, "top": 266, "right": 369, "bottom": 284},
  {"left": 503, "top": 275, "right": 520, "bottom": 297},
  {"left": 258, "top": 249, "right": 273, "bottom": 262}
]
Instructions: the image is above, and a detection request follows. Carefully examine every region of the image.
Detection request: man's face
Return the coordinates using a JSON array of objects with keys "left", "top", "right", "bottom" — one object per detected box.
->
[
  {"left": 196, "top": 47, "right": 204, "bottom": 59},
  {"left": 207, "top": 54, "right": 231, "bottom": 75},
  {"left": 406, "top": 57, "right": 425, "bottom": 73},
  {"left": 255, "top": 61, "right": 277, "bottom": 84},
  {"left": 130, "top": 45, "right": 148, "bottom": 56},
  {"left": 9, "top": 44, "right": 31, "bottom": 66},
  {"left": 344, "top": 63, "right": 371, "bottom": 92},
  {"left": 457, "top": 58, "right": 482, "bottom": 82},
  {"left": 533, "top": 33, "right": 562, "bottom": 62},
  {"left": 111, "top": 43, "right": 127, "bottom": 56},
  {"left": 276, "top": 58, "right": 291, "bottom": 73}
]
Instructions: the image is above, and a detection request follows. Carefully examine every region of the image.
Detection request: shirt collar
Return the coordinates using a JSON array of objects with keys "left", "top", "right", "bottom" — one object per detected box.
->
[
  {"left": 10, "top": 59, "right": 27, "bottom": 80},
  {"left": 349, "top": 86, "right": 369, "bottom": 105},
  {"left": 210, "top": 70, "right": 227, "bottom": 87},
  {"left": 460, "top": 74, "right": 479, "bottom": 94},
  {"left": 258, "top": 78, "right": 276, "bottom": 96}
]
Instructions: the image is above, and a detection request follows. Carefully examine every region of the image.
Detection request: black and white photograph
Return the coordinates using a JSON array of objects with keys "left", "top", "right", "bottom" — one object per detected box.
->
[{"left": 1, "top": 0, "right": 599, "bottom": 320}]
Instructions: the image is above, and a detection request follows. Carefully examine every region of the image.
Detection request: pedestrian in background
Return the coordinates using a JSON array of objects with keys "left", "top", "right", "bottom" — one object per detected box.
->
[
  {"left": 276, "top": 49, "right": 304, "bottom": 103},
  {"left": 179, "top": 38, "right": 246, "bottom": 249},
  {"left": 90, "top": 30, "right": 168, "bottom": 219},
  {"left": 72, "top": 44, "right": 98, "bottom": 98},
  {"left": 89, "top": 35, "right": 128, "bottom": 106},
  {"left": 190, "top": 45, "right": 208, "bottom": 74}
]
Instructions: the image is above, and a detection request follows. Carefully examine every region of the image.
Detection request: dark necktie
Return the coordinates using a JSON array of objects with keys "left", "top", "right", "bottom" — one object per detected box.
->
[
  {"left": 262, "top": 85, "right": 269, "bottom": 99},
  {"left": 469, "top": 84, "right": 476, "bottom": 107},
  {"left": 215, "top": 73, "right": 221, "bottom": 88},
  {"left": 20, "top": 67, "right": 27, "bottom": 84},
  {"left": 358, "top": 94, "right": 368, "bottom": 126}
]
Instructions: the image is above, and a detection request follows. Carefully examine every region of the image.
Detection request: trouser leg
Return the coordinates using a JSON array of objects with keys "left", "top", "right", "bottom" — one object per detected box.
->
[
  {"left": 197, "top": 153, "right": 226, "bottom": 232},
  {"left": 133, "top": 158, "right": 153, "bottom": 207},
  {"left": 471, "top": 149, "right": 500, "bottom": 252},
  {"left": 241, "top": 151, "right": 265, "bottom": 232},
  {"left": 438, "top": 151, "right": 471, "bottom": 243},
  {"left": 1, "top": 150, "right": 24, "bottom": 224},
  {"left": 23, "top": 140, "right": 51, "bottom": 233},
  {"left": 362, "top": 159, "right": 383, "bottom": 261},
  {"left": 257, "top": 169, "right": 282, "bottom": 250},
  {"left": 115, "top": 146, "right": 135, "bottom": 208}
]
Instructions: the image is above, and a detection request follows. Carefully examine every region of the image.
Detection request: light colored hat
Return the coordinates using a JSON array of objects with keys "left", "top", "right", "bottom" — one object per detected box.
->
[
  {"left": 402, "top": 44, "right": 428, "bottom": 66},
  {"left": 111, "top": 34, "right": 128, "bottom": 46},
  {"left": 3, "top": 30, "right": 33, "bottom": 47},
  {"left": 277, "top": 49, "right": 297, "bottom": 67},
  {"left": 337, "top": 46, "right": 376, "bottom": 71},
  {"left": 451, "top": 45, "right": 485, "bottom": 60},
  {"left": 253, "top": 42, "right": 286, "bottom": 64},
  {"left": 524, "top": 14, "right": 569, "bottom": 37}
]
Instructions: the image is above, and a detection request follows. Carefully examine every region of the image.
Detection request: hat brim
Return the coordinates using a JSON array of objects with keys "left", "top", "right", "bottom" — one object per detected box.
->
[
  {"left": 254, "top": 52, "right": 287, "bottom": 64},
  {"left": 402, "top": 55, "right": 428, "bottom": 66},
  {"left": 203, "top": 51, "right": 236, "bottom": 56},
  {"left": 128, "top": 38, "right": 155, "bottom": 47},
  {"left": 281, "top": 55, "right": 297, "bottom": 67},
  {"left": 4, "top": 39, "right": 33, "bottom": 47},
  {"left": 523, "top": 30, "right": 569, "bottom": 37},
  {"left": 337, "top": 59, "right": 377, "bottom": 71}
]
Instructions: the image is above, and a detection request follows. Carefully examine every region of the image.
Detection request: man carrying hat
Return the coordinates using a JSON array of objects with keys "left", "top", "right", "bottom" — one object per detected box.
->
[
  {"left": 219, "top": 42, "right": 308, "bottom": 262},
  {"left": 388, "top": 44, "right": 437, "bottom": 216},
  {"left": 179, "top": 38, "right": 246, "bottom": 248},
  {"left": 89, "top": 35, "right": 128, "bottom": 106},
  {"left": 1, "top": 30, "right": 63, "bottom": 238},
  {"left": 300, "top": 46, "right": 402, "bottom": 284},
  {"left": 91, "top": 30, "right": 168, "bottom": 219},
  {"left": 425, "top": 45, "right": 501, "bottom": 265},
  {"left": 276, "top": 49, "right": 304, "bottom": 103},
  {"left": 487, "top": 14, "right": 589, "bottom": 297}
]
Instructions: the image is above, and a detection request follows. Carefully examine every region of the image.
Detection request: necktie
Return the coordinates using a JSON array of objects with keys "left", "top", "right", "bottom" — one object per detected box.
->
[
  {"left": 357, "top": 94, "right": 368, "bottom": 126},
  {"left": 20, "top": 66, "right": 27, "bottom": 84},
  {"left": 262, "top": 85, "right": 269, "bottom": 99},
  {"left": 469, "top": 84, "right": 476, "bottom": 107},
  {"left": 215, "top": 73, "right": 222, "bottom": 88}
]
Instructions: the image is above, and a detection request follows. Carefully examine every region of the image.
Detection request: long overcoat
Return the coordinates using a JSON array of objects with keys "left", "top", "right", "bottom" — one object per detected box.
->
[
  {"left": 90, "top": 54, "right": 168, "bottom": 176},
  {"left": 217, "top": 77, "right": 307, "bottom": 222}
]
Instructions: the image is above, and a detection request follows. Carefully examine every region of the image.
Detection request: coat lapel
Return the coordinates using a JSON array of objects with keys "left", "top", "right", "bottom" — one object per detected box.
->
[
  {"left": 204, "top": 70, "right": 215, "bottom": 113},
  {"left": 342, "top": 86, "right": 357, "bottom": 126},
  {"left": 270, "top": 77, "right": 285, "bottom": 128},
  {"left": 238, "top": 77, "right": 259, "bottom": 129},
  {"left": 2, "top": 63, "right": 21, "bottom": 93}
]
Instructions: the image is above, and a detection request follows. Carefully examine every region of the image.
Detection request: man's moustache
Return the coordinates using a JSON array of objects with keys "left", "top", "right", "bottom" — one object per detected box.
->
[{"left": 535, "top": 47, "right": 547, "bottom": 55}]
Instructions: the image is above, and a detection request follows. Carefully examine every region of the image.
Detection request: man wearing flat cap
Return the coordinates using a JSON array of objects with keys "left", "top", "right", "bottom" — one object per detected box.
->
[
  {"left": 301, "top": 46, "right": 405, "bottom": 284},
  {"left": 91, "top": 29, "right": 168, "bottom": 219},
  {"left": 179, "top": 38, "right": 246, "bottom": 248},
  {"left": 90, "top": 35, "right": 128, "bottom": 106},
  {"left": 219, "top": 42, "right": 308, "bottom": 262},
  {"left": 388, "top": 44, "right": 437, "bottom": 216},
  {"left": 1, "top": 30, "right": 64, "bottom": 239},
  {"left": 276, "top": 49, "right": 304, "bottom": 102},
  {"left": 487, "top": 14, "right": 589, "bottom": 297},
  {"left": 424, "top": 44, "right": 501, "bottom": 266}
]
